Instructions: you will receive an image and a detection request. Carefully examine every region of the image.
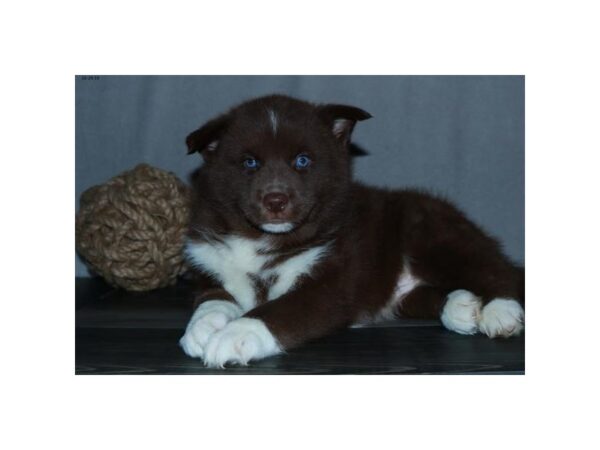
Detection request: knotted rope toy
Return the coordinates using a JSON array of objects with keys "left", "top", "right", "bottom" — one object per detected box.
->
[{"left": 76, "top": 164, "right": 191, "bottom": 291}]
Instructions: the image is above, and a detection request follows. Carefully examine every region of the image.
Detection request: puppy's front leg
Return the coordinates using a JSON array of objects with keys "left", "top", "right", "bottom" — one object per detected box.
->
[
  {"left": 179, "top": 288, "right": 243, "bottom": 359},
  {"left": 201, "top": 282, "right": 350, "bottom": 368}
]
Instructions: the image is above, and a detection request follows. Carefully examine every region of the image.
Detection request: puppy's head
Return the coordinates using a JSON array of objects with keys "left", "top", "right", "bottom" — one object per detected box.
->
[{"left": 187, "top": 95, "right": 371, "bottom": 235}]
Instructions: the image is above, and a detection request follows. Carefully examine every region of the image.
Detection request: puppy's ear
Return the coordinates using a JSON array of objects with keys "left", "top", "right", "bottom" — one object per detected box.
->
[
  {"left": 186, "top": 114, "right": 230, "bottom": 155},
  {"left": 318, "top": 104, "right": 372, "bottom": 145}
]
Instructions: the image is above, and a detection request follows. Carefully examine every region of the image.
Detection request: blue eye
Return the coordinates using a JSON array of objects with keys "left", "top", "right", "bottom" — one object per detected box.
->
[
  {"left": 243, "top": 158, "right": 260, "bottom": 169},
  {"left": 294, "top": 154, "right": 312, "bottom": 169}
]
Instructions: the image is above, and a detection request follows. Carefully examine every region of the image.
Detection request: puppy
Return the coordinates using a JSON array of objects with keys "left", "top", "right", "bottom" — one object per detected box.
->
[{"left": 179, "top": 94, "right": 525, "bottom": 368}]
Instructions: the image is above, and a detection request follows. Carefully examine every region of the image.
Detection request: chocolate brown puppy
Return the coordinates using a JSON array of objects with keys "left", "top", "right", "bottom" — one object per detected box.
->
[{"left": 179, "top": 95, "right": 524, "bottom": 368}]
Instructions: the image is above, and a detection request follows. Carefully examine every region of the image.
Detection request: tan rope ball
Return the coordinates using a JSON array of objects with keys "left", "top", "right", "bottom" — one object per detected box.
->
[{"left": 76, "top": 164, "right": 191, "bottom": 291}]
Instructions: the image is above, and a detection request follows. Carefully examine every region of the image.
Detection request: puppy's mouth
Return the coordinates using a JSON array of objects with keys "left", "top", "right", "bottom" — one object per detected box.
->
[
  {"left": 259, "top": 222, "right": 296, "bottom": 234},
  {"left": 257, "top": 204, "right": 317, "bottom": 235},
  {"left": 241, "top": 212, "right": 298, "bottom": 235},
  {"left": 241, "top": 202, "right": 317, "bottom": 235}
]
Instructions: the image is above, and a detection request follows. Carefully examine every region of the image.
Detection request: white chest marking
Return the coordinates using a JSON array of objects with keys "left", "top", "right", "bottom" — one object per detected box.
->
[
  {"left": 186, "top": 236, "right": 330, "bottom": 311},
  {"left": 265, "top": 244, "right": 331, "bottom": 301},
  {"left": 186, "top": 237, "right": 271, "bottom": 311}
]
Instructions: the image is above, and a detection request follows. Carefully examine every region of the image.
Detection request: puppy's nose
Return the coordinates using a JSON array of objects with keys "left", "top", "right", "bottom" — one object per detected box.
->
[{"left": 263, "top": 192, "right": 289, "bottom": 213}]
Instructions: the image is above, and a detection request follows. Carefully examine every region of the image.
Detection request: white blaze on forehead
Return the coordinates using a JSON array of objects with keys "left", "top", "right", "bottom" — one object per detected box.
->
[
  {"left": 260, "top": 222, "right": 294, "bottom": 234},
  {"left": 268, "top": 109, "right": 278, "bottom": 135}
]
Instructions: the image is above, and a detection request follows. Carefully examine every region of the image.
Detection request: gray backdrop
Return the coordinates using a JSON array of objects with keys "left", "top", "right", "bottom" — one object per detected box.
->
[{"left": 75, "top": 75, "right": 524, "bottom": 276}]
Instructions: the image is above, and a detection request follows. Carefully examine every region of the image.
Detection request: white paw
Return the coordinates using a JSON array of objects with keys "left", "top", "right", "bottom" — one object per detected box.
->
[
  {"left": 202, "top": 318, "right": 282, "bottom": 368},
  {"left": 479, "top": 298, "right": 524, "bottom": 338},
  {"left": 179, "top": 300, "right": 242, "bottom": 358},
  {"left": 440, "top": 289, "right": 482, "bottom": 335}
]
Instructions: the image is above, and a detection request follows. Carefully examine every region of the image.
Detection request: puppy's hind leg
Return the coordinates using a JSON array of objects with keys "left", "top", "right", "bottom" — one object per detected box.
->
[
  {"left": 400, "top": 270, "right": 524, "bottom": 338},
  {"left": 397, "top": 285, "right": 448, "bottom": 319},
  {"left": 443, "top": 265, "right": 524, "bottom": 338}
]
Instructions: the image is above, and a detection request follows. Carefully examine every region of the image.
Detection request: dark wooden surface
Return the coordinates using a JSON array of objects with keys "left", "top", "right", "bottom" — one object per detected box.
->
[{"left": 75, "top": 278, "right": 525, "bottom": 375}]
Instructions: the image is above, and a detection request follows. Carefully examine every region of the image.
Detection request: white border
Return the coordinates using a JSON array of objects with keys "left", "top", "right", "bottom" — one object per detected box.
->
[{"left": 2, "top": 1, "right": 600, "bottom": 449}]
